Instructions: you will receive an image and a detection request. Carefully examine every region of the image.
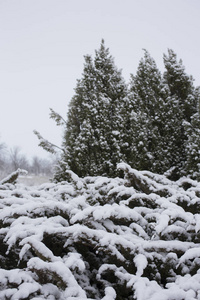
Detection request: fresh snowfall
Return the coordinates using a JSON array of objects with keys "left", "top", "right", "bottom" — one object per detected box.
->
[{"left": 1, "top": 164, "right": 200, "bottom": 299}]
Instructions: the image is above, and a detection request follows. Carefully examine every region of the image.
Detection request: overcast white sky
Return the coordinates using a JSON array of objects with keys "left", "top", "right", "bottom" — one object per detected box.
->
[{"left": 0, "top": 0, "right": 200, "bottom": 160}]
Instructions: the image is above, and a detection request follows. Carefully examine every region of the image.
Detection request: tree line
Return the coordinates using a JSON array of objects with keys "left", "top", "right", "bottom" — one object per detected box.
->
[
  {"left": 0, "top": 144, "right": 54, "bottom": 179},
  {"left": 35, "top": 40, "right": 200, "bottom": 181}
]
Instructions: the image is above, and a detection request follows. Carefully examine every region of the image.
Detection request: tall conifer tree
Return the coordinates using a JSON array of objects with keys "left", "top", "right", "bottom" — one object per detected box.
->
[
  {"left": 163, "top": 49, "right": 197, "bottom": 122},
  {"left": 163, "top": 49, "right": 198, "bottom": 177},
  {"left": 127, "top": 49, "right": 199, "bottom": 179},
  {"left": 35, "top": 45, "right": 200, "bottom": 181},
  {"left": 184, "top": 87, "right": 200, "bottom": 179},
  {"left": 54, "top": 40, "right": 127, "bottom": 180},
  {"left": 128, "top": 50, "right": 173, "bottom": 174}
]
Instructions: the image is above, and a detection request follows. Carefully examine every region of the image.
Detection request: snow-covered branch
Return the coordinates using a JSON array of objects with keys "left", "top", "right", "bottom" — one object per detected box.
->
[
  {"left": 1, "top": 165, "right": 200, "bottom": 299},
  {"left": 33, "top": 130, "right": 65, "bottom": 154}
]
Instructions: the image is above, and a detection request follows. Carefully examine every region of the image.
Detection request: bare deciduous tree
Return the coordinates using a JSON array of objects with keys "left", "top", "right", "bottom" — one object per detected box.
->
[
  {"left": 9, "top": 146, "right": 29, "bottom": 171},
  {"left": 31, "top": 156, "right": 54, "bottom": 175}
]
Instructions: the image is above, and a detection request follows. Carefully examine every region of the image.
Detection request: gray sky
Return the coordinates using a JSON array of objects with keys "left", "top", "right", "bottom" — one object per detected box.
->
[{"left": 0, "top": 0, "right": 200, "bottom": 159}]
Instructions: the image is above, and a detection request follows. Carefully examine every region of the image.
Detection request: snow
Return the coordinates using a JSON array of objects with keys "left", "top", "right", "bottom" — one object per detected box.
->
[
  {"left": 178, "top": 247, "right": 200, "bottom": 265},
  {"left": 1, "top": 165, "right": 200, "bottom": 299},
  {"left": 134, "top": 254, "right": 148, "bottom": 277},
  {"left": 155, "top": 213, "right": 170, "bottom": 234},
  {"left": 101, "top": 287, "right": 116, "bottom": 300}
]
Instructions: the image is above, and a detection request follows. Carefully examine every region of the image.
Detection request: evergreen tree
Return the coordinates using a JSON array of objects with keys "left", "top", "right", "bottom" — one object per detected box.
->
[
  {"left": 34, "top": 45, "right": 200, "bottom": 181},
  {"left": 184, "top": 113, "right": 200, "bottom": 180},
  {"left": 184, "top": 88, "right": 200, "bottom": 179},
  {"left": 163, "top": 49, "right": 199, "bottom": 177},
  {"left": 128, "top": 50, "right": 175, "bottom": 174},
  {"left": 54, "top": 40, "right": 127, "bottom": 180},
  {"left": 127, "top": 49, "right": 199, "bottom": 179},
  {"left": 163, "top": 49, "right": 197, "bottom": 122}
]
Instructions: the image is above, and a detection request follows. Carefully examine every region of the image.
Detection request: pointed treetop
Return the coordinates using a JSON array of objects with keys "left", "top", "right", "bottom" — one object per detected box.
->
[
  {"left": 95, "top": 39, "right": 112, "bottom": 64},
  {"left": 131, "top": 49, "right": 163, "bottom": 108},
  {"left": 163, "top": 48, "right": 195, "bottom": 104}
]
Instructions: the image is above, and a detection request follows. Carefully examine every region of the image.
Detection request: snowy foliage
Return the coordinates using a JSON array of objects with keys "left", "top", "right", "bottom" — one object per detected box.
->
[
  {"left": 54, "top": 40, "right": 128, "bottom": 179},
  {"left": 1, "top": 164, "right": 200, "bottom": 299},
  {"left": 163, "top": 49, "right": 199, "bottom": 179},
  {"left": 0, "top": 169, "right": 28, "bottom": 185},
  {"left": 128, "top": 49, "right": 200, "bottom": 179},
  {"left": 128, "top": 50, "right": 171, "bottom": 174},
  {"left": 35, "top": 42, "right": 200, "bottom": 180},
  {"left": 184, "top": 95, "right": 200, "bottom": 180}
]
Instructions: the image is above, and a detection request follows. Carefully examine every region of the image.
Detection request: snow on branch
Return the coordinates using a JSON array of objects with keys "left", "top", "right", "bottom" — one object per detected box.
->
[
  {"left": 0, "top": 168, "right": 27, "bottom": 185},
  {"left": 1, "top": 164, "right": 200, "bottom": 299},
  {"left": 49, "top": 108, "right": 67, "bottom": 126},
  {"left": 33, "top": 130, "right": 65, "bottom": 154}
]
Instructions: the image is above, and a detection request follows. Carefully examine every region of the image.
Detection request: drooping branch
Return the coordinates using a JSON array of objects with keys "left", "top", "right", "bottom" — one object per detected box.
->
[
  {"left": 0, "top": 168, "right": 27, "bottom": 185},
  {"left": 33, "top": 130, "right": 65, "bottom": 154},
  {"left": 117, "top": 163, "right": 157, "bottom": 194},
  {"left": 49, "top": 108, "right": 67, "bottom": 126}
]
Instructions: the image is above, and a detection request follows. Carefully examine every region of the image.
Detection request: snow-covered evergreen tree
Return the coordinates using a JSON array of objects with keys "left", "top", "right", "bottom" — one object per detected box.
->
[
  {"left": 163, "top": 49, "right": 197, "bottom": 122},
  {"left": 163, "top": 49, "right": 199, "bottom": 177},
  {"left": 184, "top": 89, "right": 200, "bottom": 179},
  {"left": 128, "top": 50, "right": 175, "bottom": 175},
  {"left": 184, "top": 113, "right": 200, "bottom": 180},
  {"left": 127, "top": 49, "right": 200, "bottom": 179},
  {"left": 34, "top": 45, "right": 200, "bottom": 180},
  {"left": 54, "top": 40, "right": 127, "bottom": 180}
]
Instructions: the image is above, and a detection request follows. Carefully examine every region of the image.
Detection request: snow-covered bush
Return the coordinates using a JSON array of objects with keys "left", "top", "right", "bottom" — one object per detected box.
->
[{"left": 1, "top": 164, "right": 200, "bottom": 299}]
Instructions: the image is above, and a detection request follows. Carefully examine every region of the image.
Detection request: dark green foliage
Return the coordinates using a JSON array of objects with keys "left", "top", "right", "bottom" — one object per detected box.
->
[
  {"left": 35, "top": 42, "right": 200, "bottom": 180},
  {"left": 2, "top": 165, "right": 200, "bottom": 299},
  {"left": 127, "top": 49, "right": 200, "bottom": 179},
  {"left": 128, "top": 51, "right": 178, "bottom": 175},
  {"left": 184, "top": 104, "right": 200, "bottom": 180},
  {"left": 163, "top": 49, "right": 197, "bottom": 122},
  {"left": 162, "top": 49, "right": 199, "bottom": 178},
  {"left": 54, "top": 40, "right": 127, "bottom": 179}
]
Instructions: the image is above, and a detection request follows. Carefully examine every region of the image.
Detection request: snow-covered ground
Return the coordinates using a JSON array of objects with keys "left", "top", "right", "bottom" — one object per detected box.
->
[
  {"left": 1, "top": 163, "right": 200, "bottom": 299},
  {"left": 18, "top": 175, "right": 51, "bottom": 186}
]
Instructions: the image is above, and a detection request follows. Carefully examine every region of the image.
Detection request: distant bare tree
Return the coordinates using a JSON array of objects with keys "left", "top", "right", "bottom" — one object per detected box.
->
[
  {"left": 9, "top": 146, "right": 30, "bottom": 171},
  {"left": 0, "top": 139, "right": 7, "bottom": 178},
  {"left": 0, "top": 141, "right": 6, "bottom": 166},
  {"left": 31, "top": 156, "right": 41, "bottom": 175},
  {"left": 31, "top": 156, "right": 54, "bottom": 175}
]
